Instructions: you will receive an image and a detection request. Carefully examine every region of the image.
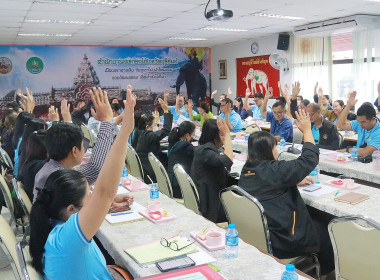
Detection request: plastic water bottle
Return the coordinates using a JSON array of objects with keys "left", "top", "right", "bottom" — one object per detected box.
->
[
  {"left": 245, "top": 132, "right": 249, "bottom": 142},
  {"left": 150, "top": 183, "right": 159, "bottom": 201},
  {"left": 121, "top": 168, "right": 131, "bottom": 186},
  {"left": 280, "top": 137, "right": 286, "bottom": 152},
  {"left": 351, "top": 146, "right": 358, "bottom": 162},
  {"left": 310, "top": 165, "right": 319, "bottom": 183},
  {"left": 281, "top": 264, "right": 298, "bottom": 280},
  {"left": 225, "top": 224, "right": 239, "bottom": 259}
]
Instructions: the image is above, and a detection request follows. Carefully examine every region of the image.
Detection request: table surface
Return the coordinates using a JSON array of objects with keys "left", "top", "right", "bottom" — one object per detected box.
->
[
  {"left": 97, "top": 176, "right": 311, "bottom": 280},
  {"left": 231, "top": 154, "right": 380, "bottom": 224}
]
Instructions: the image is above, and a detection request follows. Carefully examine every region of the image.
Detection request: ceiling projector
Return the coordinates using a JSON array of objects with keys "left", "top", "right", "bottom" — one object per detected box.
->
[{"left": 204, "top": 0, "right": 233, "bottom": 21}]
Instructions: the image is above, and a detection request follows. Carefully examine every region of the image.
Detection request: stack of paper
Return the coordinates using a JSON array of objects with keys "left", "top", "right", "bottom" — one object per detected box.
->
[{"left": 105, "top": 202, "right": 146, "bottom": 225}]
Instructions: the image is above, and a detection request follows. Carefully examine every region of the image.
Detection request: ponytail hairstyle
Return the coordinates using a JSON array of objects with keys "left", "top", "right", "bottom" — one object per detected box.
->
[
  {"left": 168, "top": 121, "right": 195, "bottom": 146},
  {"left": 29, "top": 169, "right": 87, "bottom": 275}
]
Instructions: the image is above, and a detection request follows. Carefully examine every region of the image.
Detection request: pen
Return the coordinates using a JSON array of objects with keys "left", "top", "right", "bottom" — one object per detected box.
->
[
  {"left": 111, "top": 211, "right": 134, "bottom": 216},
  {"left": 335, "top": 191, "right": 340, "bottom": 196}
]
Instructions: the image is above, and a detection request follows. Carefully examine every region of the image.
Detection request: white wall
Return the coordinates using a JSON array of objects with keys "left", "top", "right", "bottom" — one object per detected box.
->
[{"left": 210, "top": 34, "right": 293, "bottom": 102}]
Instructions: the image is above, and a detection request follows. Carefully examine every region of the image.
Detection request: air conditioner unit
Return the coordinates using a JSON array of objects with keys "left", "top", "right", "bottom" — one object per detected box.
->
[{"left": 293, "top": 15, "right": 380, "bottom": 37}]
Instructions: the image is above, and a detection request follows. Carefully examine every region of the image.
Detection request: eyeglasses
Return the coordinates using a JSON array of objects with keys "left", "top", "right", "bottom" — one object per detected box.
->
[
  {"left": 160, "top": 237, "right": 195, "bottom": 251},
  {"left": 220, "top": 103, "right": 227, "bottom": 107},
  {"left": 273, "top": 111, "right": 284, "bottom": 116}
]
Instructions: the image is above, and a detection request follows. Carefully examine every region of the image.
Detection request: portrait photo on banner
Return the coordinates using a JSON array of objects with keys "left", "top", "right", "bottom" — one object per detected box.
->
[
  {"left": 218, "top": 60, "right": 227, "bottom": 79},
  {"left": 236, "top": 55, "right": 279, "bottom": 98}
]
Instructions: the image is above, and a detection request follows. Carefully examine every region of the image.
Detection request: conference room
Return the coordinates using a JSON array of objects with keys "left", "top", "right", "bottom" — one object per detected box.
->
[{"left": 1, "top": 0, "right": 380, "bottom": 279}]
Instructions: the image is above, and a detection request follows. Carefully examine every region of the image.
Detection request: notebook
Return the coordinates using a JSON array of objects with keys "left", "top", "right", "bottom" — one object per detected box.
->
[{"left": 334, "top": 192, "right": 369, "bottom": 205}]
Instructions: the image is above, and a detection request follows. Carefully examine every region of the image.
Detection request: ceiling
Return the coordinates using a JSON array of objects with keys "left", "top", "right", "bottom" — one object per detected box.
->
[{"left": 0, "top": 0, "right": 379, "bottom": 47}]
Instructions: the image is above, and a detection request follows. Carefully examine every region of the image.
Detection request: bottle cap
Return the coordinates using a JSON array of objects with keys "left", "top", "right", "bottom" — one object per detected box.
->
[
  {"left": 281, "top": 137, "right": 284, "bottom": 139},
  {"left": 316, "top": 181, "right": 320, "bottom": 184},
  {"left": 228, "top": 224, "right": 236, "bottom": 229},
  {"left": 286, "top": 264, "right": 295, "bottom": 272},
  {"left": 353, "top": 146, "right": 357, "bottom": 148}
]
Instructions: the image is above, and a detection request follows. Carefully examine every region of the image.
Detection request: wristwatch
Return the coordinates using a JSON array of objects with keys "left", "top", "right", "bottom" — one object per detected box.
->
[{"left": 346, "top": 146, "right": 352, "bottom": 153}]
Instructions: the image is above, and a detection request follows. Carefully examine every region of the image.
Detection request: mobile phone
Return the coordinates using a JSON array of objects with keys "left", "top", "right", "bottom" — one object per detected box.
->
[
  {"left": 303, "top": 185, "right": 322, "bottom": 192},
  {"left": 156, "top": 256, "right": 195, "bottom": 272}
]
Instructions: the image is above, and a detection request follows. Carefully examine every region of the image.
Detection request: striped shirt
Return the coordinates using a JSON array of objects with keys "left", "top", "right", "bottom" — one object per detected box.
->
[{"left": 33, "top": 121, "right": 114, "bottom": 202}]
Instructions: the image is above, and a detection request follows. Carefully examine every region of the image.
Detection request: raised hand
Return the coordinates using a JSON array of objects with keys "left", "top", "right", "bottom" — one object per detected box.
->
[
  {"left": 90, "top": 87, "right": 113, "bottom": 122},
  {"left": 292, "top": 81, "right": 301, "bottom": 99},
  {"left": 227, "top": 87, "right": 232, "bottom": 96},
  {"left": 314, "top": 82, "right": 318, "bottom": 94},
  {"left": 18, "top": 87, "right": 35, "bottom": 113},
  {"left": 188, "top": 99, "right": 193, "bottom": 109},
  {"left": 158, "top": 98, "right": 169, "bottom": 113},
  {"left": 245, "top": 88, "right": 251, "bottom": 98},
  {"left": 48, "top": 105, "right": 59, "bottom": 122},
  {"left": 266, "top": 87, "right": 274, "bottom": 99},
  {"left": 211, "top": 90, "right": 217, "bottom": 99},
  {"left": 120, "top": 85, "right": 136, "bottom": 135},
  {"left": 347, "top": 91, "right": 358, "bottom": 107},
  {"left": 295, "top": 109, "right": 311, "bottom": 133},
  {"left": 217, "top": 116, "right": 230, "bottom": 136},
  {"left": 60, "top": 99, "right": 72, "bottom": 123}
]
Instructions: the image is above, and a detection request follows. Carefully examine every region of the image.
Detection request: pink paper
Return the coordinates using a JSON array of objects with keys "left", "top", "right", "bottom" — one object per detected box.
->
[{"left": 125, "top": 181, "right": 149, "bottom": 191}]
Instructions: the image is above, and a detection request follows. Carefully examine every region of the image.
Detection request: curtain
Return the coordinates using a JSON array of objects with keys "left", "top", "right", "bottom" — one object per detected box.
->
[
  {"left": 292, "top": 36, "right": 332, "bottom": 101},
  {"left": 352, "top": 29, "right": 380, "bottom": 108}
]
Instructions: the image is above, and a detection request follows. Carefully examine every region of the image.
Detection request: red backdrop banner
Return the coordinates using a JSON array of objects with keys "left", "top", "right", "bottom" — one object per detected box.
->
[{"left": 236, "top": 55, "right": 279, "bottom": 98}]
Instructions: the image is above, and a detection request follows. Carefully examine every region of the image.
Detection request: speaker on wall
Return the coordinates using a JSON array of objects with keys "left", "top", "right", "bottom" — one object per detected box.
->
[{"left": 277, "top": 33, "right": 290, "bottom": 51}]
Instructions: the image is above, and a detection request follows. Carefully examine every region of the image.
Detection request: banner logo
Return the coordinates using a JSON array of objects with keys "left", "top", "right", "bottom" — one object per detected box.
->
[
  {"left": 0, "top": 57, "right": 12, "bottom": 75},
  {"left": 26, "top": 57, "right": 44, "bottom": 74}
]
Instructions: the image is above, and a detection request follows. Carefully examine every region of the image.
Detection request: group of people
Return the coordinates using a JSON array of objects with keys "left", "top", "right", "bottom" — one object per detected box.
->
[{"left": 0, "top": 80, "right": 379, "bottom": 280}]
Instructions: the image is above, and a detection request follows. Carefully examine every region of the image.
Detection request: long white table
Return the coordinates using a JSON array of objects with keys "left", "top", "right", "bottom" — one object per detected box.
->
[{"left": 97, "top": 177, "right": 311, "bottom": 280}]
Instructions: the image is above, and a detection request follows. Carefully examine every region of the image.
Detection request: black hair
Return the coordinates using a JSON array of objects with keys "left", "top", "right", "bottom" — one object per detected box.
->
[
  {"left": 24, "top": 131, "right": 47, "bottom": 164},
  {"left": 1, "top": 108, "right": 16, "bottom": 125},
  {"left": 198, "top": 102, "right": 210, "bottom": 113},
  {"left": 220, "top": 94, "right": 227, "bottom": 99},
  {"left": 301, "top": 99, "right": 310, "bottom": 107},
  {"left": 222, "top": 98, "right": 233, "bottom": 107},
  {"left": 272, "top": 101, "right": 286, "bottom": 110},
  {"left": 199, "top": 119, "right": 222, "bottom": 148},
  {"left": 347, "top": 112, "right": 357, "bottom": 121},
  {"left": 309, "top": 103, "right": 321, "bottom": 112},
  {"left": 168, "top": 121, "right": 195, "bottom": 146},
  {"left": 111, "top": 103, "right": 121, "bottom": 111},
  {"left": 297, "top": 95, "right": 303, "bottom": 101},
  {"left": 134, "top": 111, "right": 145, "bottom": 128},
  {"left": 357, "top": 102, "right": 376, "bottom": 120},
  {"left": 12, "top": 112, "right": 34, "bottom": 149},
  {"left": 4, "top": 112, "right": 17, "bottom": 130},
  {"left": 234, "top": 97, "right": 243, "bottom": 112},
  {"left": 7, "top": 101, "right": 20, "bottom": 112},
  {"left": 253, "top": 93, "right": 264, "bottom": 99},
  {"left": 247, "top": 131, "right": 277, "bottom": 162},
  {"left": 29, "top": 169, "right": 87, "bottom": 275},
  {"left": 74, "top": 99, "right": 84, "bottom": 108},
  {"left": 138, "top": 114, "right": 155, "bottom": 130},
  {"left": 276, "top": 97, "right": 286, "bottom": 104},
  {"left": 334, "top": 100, "right": 345, "bottom": 107},
  {"left": 45, "top": 123, "right": 84, "bottom": 161}
]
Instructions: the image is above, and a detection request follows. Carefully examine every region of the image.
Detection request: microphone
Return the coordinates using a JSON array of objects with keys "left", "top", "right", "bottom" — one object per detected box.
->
[{"left": 287, "top": 139, "right": 301, "bottom": 154}]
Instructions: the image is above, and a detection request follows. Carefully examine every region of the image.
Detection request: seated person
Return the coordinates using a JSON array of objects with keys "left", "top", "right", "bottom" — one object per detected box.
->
[
  {"left": 167, "top": 121, "right": 196, "bottom": 198},
  {"left": 261, "top": 87, "right": 293, "bottom": 142},
  {"left": 174, "top": 97, "right": 197, "bottom": 121},
  {"left": 243, "top": 90, "right": 267, "bottom": 120},
  {"left": 29, "top": 88, "right": 136, "bottom": 279},
  {"left": 239, "top": 111, "right": 334, "bottom": 279},
  {"left": 337, "top": 92, "right": 380, "bottom": 157},
  {"left": 191, "top": 118, "right": 233, "bottom": 223},
  {"left": 219, "top": 98, "right": 243, "bottom": 132},
  {"left": 71, "top": 98, "right": 92, "bottom": 126},
  {"left": 313, "top": 82, "right": 332, "bottom": 110},
  {"left": 233, "top": 97, "right": 249, "bottom": 120},
  {"left": 210, "top": 90, "right": 227, "bottom": 115},
  {"left": 169, "top": 95, "right": 187, "bottom": 121},
  {"left": 1, "top": 112, "right": 17, "bottom": 162},
  {"left": 33, "top": 88, "right": 115, "bottom": 202},
  {"left": 374, "top": 81, "right": 380, "bottom": 111},
  {"left": 306, "top": 103, "right": 340, "bottom": 150},
  {"left": 289, "top": 81, "right": 310, "bottom": 119},
  {"left": 136, "top": 99, "right": 173, "bottom": 183},
  {"left": 188, "top": 100, "right": 213, "bottom": 127},
  {"left": 128, "top": 110, "right": 145, "bottom": 145}
]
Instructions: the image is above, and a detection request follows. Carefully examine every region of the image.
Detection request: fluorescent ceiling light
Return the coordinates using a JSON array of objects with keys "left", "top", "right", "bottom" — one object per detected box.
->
[
  {"left": 252, "top": 13, "right": 305, "bottom": 20},
  {"left": 168, "top": 37, "right": 206, "bottom": 41},
  {"left": 18, "top": 33, "right": 72, "bottom": 37},
  {"left": 202, "top": 27, "right": 248, "bottom": 32},
  {"left": 25, "top": 19, "right": 92, "bottom": 24},
  {"left": 40, "top": 0, "right": 125, "bottom": 6}
]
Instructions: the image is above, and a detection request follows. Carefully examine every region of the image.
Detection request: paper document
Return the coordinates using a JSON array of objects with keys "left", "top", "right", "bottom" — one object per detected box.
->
[
  {"left": 232, "top": 159, "right": 245, "bottom": 168},
  {"left": 299, "top": 184, "right": 337, "bottom": 197},
  {"left": 125, "top": 236, "right": 197, "bottom": 265},
  {"left": 177, "top": 115, "right": 189, "bottom": 125},
  {"left": 105, "top": 202, "right": 145, "bottom": 225},
  {"left": 188, "top": 249, "right": 216, "bottom": 266},
  {"left": 117, "top": 186, "right": 130, "bottom": 195},
  {"left": 164, "top": 272, "right": 208, "bottom": 280}
]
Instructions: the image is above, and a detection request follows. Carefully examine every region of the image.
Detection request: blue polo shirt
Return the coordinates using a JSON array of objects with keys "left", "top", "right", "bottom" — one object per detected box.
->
[
  {"left": 266, "top": 111, "right": 293, "bottom": 142},
  {"left": 311, "top": 124, "right": 320, "bottom": 144},
  {"left": 220, "top": 110, "right": 243, "bottom": 132},
  {"left": 350, "top": 119, "right": 380, "bottom": 149},
  {"left": 170, "top": 105, "right": 189, "bottom": 121},
  {"left": 250, "top": 105, "right": 271, "bottom": 120},
  {"left": 43, "top": 213, "right": 112, "bottom": 280}
]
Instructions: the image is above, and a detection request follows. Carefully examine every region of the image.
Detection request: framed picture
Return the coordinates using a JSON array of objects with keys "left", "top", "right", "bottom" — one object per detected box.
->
[{"left": 219, "top": 60, "right": 227, "bottom": 79}]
